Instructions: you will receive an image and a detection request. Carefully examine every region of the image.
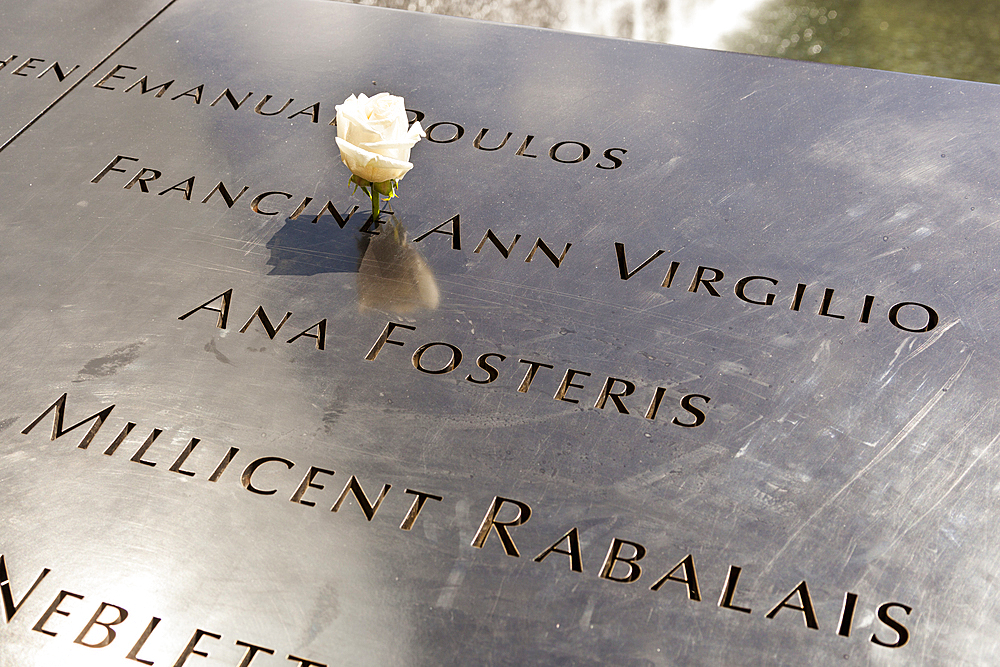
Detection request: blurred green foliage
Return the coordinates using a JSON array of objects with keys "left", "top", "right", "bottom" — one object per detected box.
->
[{"left": 724, "top": 0, "right": 1000, "bottom": 83}]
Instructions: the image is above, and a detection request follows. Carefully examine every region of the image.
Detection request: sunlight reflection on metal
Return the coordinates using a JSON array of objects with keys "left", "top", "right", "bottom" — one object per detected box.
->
[{"left": 357, "top": 214, "right": 440, "bottom": 314}]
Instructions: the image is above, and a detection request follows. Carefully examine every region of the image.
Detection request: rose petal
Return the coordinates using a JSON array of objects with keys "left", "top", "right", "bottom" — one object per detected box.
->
[
  {"left": 336, "top": 137, "right": 414, "bottom": 183},
  {"left": 337, "top": 106, "right": 384, "bottom": 145},
  {"left": 358, "top": 138, "right": 418, "bottom": 162},
  {"left": 407, "top": 121, "right": 426, "bottom": 139},
  {"left": 336, "top": 92, "right": 422, "bottom": 183}
]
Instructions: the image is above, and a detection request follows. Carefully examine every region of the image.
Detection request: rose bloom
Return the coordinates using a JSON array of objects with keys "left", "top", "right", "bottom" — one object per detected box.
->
[{"left": 335, "top": 92, "right": 424, "bottom": 185}]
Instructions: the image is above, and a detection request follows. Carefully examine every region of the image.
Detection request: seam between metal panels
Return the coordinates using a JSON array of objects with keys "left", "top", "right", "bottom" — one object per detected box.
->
[{"left": 0, "top": 0, "right": 180, "bottom": 154}]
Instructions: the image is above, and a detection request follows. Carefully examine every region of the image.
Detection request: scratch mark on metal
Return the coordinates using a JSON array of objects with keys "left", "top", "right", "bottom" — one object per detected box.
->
[
  {"left": 879, "top": 340, "right": 910, "bottom": 383},
  {"left": 889, "top": 407, "right": 997, "bottom": 550},
  {"left": 904, "top": 318, "right": 959, "bottom": 363},
  {"left": 761, "top": 352, "right": 972, "bottom": 576}
]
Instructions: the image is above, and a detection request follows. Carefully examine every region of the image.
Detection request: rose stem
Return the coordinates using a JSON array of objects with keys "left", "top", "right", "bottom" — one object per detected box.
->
[{"left": 370, "top": 187, "right": 380, "bottom": 221}]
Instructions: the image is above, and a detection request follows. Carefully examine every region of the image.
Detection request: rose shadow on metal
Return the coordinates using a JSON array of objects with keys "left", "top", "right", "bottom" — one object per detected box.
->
[
  {"left": 264, "top": 214, "right": 365, "bottom": 276},
  {"left": 264, "top": 209, "right": 439, "bottom": 314}
]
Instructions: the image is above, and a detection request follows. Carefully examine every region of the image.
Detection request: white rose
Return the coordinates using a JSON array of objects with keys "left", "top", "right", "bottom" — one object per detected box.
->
[{"left": 335, "top": 92, "right": 424, "bottom": 185}]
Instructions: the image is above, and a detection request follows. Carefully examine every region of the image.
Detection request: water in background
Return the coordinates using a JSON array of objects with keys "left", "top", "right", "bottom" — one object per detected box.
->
[
  {"left": 341, "top": 0, "right": 1000, "bottom": 84},
  {"left": 723, "top": 0, "right": 1000, "bottom": 84},
  {"left": 560, "top": 0, "right": 767, "bottom": 47}
]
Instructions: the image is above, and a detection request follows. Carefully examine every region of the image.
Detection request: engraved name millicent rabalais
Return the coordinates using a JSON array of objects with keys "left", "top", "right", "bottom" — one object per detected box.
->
[{"left": 8, "top": 392, "right": 914, "bottom": 666}]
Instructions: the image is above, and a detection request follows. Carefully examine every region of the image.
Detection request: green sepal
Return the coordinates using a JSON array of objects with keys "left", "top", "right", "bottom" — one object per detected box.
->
[
  {"left": 374, "top": 180, "right": 397, "bottom": 197},
  {"left": 348, "top": 174, "right": 372, "bottom": 198}
]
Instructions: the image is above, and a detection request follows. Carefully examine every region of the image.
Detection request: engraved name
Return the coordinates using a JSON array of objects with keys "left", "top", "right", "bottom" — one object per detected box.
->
[
  {"left": 175, "top": 293, "right": 712, "bottom": 427},
  {"left": 89, "top": 64, "right": 627, "bottom": 169},
  {"left": 93, "top": 154, "right": 942, "bottom": 335},
  {"left": 0, "top": 54, "right": 80, "bottom": 82},
  {"left": 14, "top": 393, "right": 913, "bottom": 651},
  {"left": 0, "top": 555, "right": 326, "bottom": 667}
]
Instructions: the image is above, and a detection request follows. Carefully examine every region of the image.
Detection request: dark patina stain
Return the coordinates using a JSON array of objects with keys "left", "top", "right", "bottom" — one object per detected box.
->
[{"left": 74, "top": 342, "right": 144, "bottom": 381}]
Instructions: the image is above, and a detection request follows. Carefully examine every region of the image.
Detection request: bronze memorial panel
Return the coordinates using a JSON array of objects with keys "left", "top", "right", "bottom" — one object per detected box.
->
[{"left": 1, "top": 0, "right": 998, "bottom": 664}]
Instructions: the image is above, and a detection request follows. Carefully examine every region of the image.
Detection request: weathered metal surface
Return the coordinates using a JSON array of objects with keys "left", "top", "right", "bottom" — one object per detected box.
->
[{"left": 1, "top": 1, "right": 999, "bottom": 665}]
